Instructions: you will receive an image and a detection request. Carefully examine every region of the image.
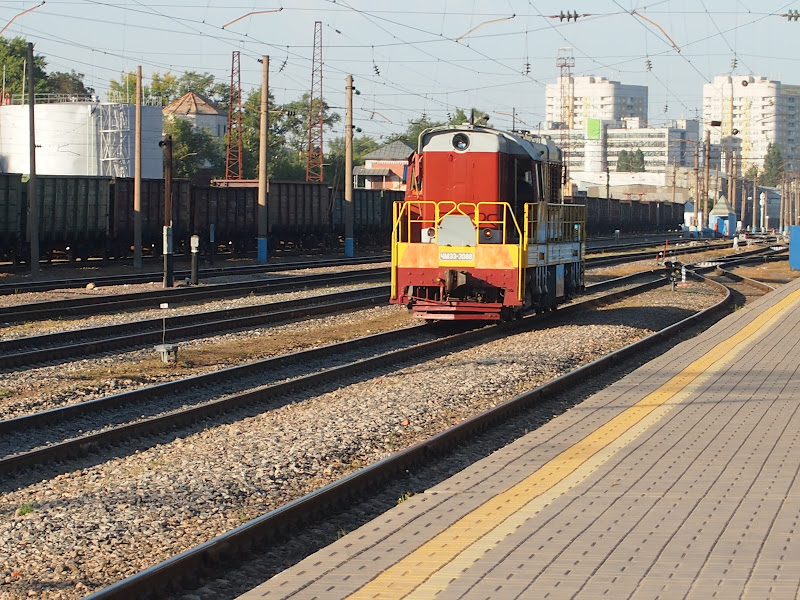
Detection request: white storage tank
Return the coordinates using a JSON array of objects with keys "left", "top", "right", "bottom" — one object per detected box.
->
[{"left": 0, "top": 101, "right": 163, "bottom": 178}]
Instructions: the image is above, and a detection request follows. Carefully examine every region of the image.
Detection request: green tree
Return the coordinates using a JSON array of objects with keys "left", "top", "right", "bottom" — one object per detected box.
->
[
  {"left": 47, "top": 70, "right": 93, "bottom": 96},
  {"left": 0, "top": 36, "right": 49, "bottom": 99},
  {"left": 163, "top": 117, "right": 224, "bottom": 179},
  {"left": 109, "top": 70, "right": 228, "bottom": 106},
  {"left": 386, "top": 108, "right": 486, "bottom": 149},
  {"left": 325, "top": 134, "right": 381, "bottom": 187},
  {"left": 150, "top": 72, "right": 179, "bottom": 104},
  {"left": 760, "top": 142, "right": 784, "bottom": 186},
  {"left": 743, "top": 164, "right": 758, "bottom": 181},
  {"left": 108, "top": 72, "right": 139, "bottom": 103},
  {"left": 387, "top": 113, "right": 445, "bottom": 148},
  {"left": 278, "top": 92, "right": 341, "bottom": 154},
  {"left": 617, "top": 149, "right": 645, "bottom": 172},
  {"left": 631, "top": 148, "right": 645, "bottom": 171},
  {"left": 178, "top": 71, "right": 230, "bottom": 106},
  {"left": 238, "top": 89, "right": 307, "bottom": 180},
  {"left": 616, "top": 150, "right": 631, "bottom": 171}
]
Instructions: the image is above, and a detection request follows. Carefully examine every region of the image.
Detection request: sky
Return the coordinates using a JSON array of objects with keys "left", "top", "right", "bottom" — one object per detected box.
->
[{"left": 2, "top": 0, "right": 800, "bottom": 144}]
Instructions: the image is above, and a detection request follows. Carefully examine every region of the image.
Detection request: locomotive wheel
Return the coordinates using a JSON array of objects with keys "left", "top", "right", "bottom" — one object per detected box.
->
[{"left": 500, "top": 307, "right": 515, "bottom": 322}]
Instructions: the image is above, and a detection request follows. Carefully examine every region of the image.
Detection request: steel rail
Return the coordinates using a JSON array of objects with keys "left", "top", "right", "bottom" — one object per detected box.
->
[
  {"left": 0, "top": 235, "right": 713, "bottom": 297},
  {"left": 0, "top": 242, "right": 762, "bottom": 324},
  {"left": 0, "top": 255, "right": 390, "bottom": 296},
  {"left": 81, "top": 274, "right": 751, "bottom": 600},
  {"left": 0, "top": 268, "right": 389, "bottom": 323},
  {"left": 0, "top": 287, "right": 389, "bottom": 370},
  {"left": 0, "top": 275, "right": 666, "bottom": 477}
]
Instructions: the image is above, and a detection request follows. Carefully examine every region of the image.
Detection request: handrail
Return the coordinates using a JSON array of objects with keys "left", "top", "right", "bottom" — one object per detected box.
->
[{"left": 391, "top": 200, "right": 523, "bottom": 245}]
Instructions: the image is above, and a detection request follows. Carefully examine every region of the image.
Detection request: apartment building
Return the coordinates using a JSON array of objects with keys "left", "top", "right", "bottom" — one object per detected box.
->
[{"left": 703, "top": 75, "right": 800, "bottom": 171}]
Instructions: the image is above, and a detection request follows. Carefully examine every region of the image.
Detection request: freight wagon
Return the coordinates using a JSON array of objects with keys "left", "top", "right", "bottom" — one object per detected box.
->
[{"left": 0, "top": 173, "right": 686, "bottom": 264}]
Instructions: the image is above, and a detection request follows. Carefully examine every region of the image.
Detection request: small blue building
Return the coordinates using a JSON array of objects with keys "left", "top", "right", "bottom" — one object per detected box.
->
[{"left": 708, "top": 195, "right": 737, "bottom": 237}]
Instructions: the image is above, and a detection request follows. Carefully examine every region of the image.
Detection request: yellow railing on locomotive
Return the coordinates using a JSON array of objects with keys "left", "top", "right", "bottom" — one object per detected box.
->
[
  {"left": 524, "top": 203, "right": 586, "bottom": 245},
  {"left": 391, "top": 200, "right": 523, "bottom": 245}
]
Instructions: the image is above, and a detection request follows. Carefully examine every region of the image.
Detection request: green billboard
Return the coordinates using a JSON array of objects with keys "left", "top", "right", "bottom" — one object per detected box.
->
[{"left": 586, "top": 118, "right": 602, "bottom": 140}]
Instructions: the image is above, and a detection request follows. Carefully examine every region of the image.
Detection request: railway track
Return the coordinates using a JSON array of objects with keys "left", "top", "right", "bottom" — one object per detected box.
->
[
  {"left": 0, "top": 286, "right": 389, "bottom": 370},
  {"left": 0, "top": 273, "right": 666, "bottom": 478},
  {"left": 0, "top": 246, "right": 782, "bottom": 371},
  {"left": 73, "top": 264, "right": 779, "bottom": 600},
  {"left": 0, "top": 255, "right": 390, "bottom": 296},
  {"left": 0, "top": 236, "right": 721, "bottom": 298},
  {"left": 0, "top": 241, "right": 757, "bottom": 327},
  {"left": 0, "top": 267, "right": 388, "bottom": 323}
]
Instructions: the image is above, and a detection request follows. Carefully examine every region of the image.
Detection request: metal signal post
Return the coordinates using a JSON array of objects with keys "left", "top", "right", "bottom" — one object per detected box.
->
[
  {"left": 27, "top": 42, "right": 39, "bottom": 276},
  {"left": 258, "top": 56, "right": 269, "bottom": 263},
  {"left": 160, "top": 135, "right": 174, "bottom": 288},
  {"left": 345, "top": 74, "right": 354, "bottom": 258}
]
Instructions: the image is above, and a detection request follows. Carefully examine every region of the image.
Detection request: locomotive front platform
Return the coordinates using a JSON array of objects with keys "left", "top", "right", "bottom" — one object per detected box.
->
[{"left": 239, "top": 274, "right": 800, "bottom": 599}]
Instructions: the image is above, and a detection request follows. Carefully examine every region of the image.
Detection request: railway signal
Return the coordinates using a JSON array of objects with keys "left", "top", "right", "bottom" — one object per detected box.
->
[{"left": 665, "top": 260, "right": 683, "bottom": 291}]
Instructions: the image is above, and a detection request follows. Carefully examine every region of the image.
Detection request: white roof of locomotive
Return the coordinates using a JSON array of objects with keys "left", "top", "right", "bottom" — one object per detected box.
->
[{"left": 418, "top": 124, "right": 562, "bottom": 162}]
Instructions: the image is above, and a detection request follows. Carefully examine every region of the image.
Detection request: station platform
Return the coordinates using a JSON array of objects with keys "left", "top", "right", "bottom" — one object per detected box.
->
[{"left": 240, "top": 275, "right": 800, "bottom": 600}]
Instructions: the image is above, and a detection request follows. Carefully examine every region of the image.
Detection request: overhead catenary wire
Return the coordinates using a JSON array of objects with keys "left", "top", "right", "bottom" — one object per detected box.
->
[{"left": 1, "top": 1, "right": 799, "bottom": 141}]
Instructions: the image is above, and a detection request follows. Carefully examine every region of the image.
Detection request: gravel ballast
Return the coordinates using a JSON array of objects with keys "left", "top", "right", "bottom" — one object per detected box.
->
[{"left": 0, "top": 278, "right": 727, "bottom": 599}]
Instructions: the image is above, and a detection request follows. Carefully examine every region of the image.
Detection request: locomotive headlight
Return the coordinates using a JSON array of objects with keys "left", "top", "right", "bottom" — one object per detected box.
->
[
  {"left": 482, "top": 228, "right": 493, "bottom": 239},
  {"left": 427, "top": 227, "right": 435, "bottom": 238},
  {"left": 452, "top": 133, "right": 469, "bottom": 151}
]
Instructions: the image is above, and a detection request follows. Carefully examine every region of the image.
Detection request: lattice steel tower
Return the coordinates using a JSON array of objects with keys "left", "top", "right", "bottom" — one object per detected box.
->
[
  {"left": 226, "top": 50, "right": 244, "bottom": 180},
  {"left": 306, "top": 21, "right": 324, "bottom": 182}
]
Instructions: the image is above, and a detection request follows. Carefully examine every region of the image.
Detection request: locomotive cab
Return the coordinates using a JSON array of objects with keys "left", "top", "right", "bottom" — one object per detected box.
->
[{"left": 390, "top": 124, "right": 585, "bottom": 321}]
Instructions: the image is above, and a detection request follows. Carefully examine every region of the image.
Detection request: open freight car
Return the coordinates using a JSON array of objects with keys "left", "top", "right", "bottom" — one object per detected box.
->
[
  {"left": 110, "top": 178, "right": 192, "bottom": 258},
  {"left": 331, "top": 188, "right": 404, "bottom": 248},
  {"left": 31, "top": 175, "right": 112, "bottom": 261},
  {"left": 0, "top": 173, "right": 24, "bottom": 261}
]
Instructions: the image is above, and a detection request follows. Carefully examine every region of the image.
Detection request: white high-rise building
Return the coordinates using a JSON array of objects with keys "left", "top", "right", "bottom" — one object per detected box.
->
[
  {"left": 545, "top": 76, "right": 648, "bottom": 131},
  {"left": 703, "top": 75, "right": 800, "bottom": 172}
]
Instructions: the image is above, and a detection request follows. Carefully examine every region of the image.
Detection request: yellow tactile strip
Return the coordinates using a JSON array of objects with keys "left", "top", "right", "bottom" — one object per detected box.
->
[{"left": 347, "top": 286, "right": 800, "bottom": 599}]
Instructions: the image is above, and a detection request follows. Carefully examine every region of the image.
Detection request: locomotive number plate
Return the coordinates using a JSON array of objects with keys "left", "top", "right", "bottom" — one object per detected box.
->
[{"left": 439, "top": 251, "right": 474, "bottom": 261}]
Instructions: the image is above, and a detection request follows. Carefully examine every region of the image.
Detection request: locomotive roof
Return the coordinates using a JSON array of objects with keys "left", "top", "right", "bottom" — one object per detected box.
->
[{"left": 418, "top": 124, "right": 562, "bottom": 162}]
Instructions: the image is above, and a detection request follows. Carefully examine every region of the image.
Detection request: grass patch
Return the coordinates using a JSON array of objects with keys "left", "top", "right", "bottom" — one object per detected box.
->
[
  {"left": 397, "top": 492, "right": 414, "bottom": 505},
  {"left": 16, "top": 503, "right": 36, "bottom": 516}
]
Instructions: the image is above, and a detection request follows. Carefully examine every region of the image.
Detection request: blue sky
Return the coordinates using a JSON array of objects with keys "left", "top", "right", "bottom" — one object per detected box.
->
[{"left": 2, "top": 0, "right": 799, "bottom": 142}]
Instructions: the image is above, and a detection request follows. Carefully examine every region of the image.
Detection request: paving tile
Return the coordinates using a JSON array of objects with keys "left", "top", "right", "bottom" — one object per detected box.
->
[{"left": 238, "top": 278, "right": 800, "bottom": 600}]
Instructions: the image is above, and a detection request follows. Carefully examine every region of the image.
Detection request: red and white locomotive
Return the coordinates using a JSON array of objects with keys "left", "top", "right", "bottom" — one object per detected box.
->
[{"left": 390, "top": 124, "right": 585, "bottom": 321}]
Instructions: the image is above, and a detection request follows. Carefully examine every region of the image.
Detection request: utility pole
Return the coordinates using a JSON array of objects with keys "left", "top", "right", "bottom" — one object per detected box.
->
[
  {"left": 739, "top": 156, "right": 746, "bottom": 226},
  {"left": 726, "top": 150, "right": 733, "bottom": 210},
  {"left": 344, "top": 74, "right": 355, "bottom": 258},
  {"left": 732, "top": 152, "right": 738, "bottom": 229},
  {"left": 751, "top": 166, "right": 758, "bottom": 231},
  {"left": 780, "top": 174, "right": 786, "bottom": 233},
  {"left": 27, "top": 42, "right": 38, "bottom": 276},
  {"left": 257, "top": 56, "right": 269, "bottom": 263},
  {"left": 703, "top": 129, "right": 710, "bottom": 231},
  {"left": 134, "top": 65, "right": 142, "bottom": 269},
  {"left": 693, "top": 145, "right": 699, "bottom": 232},
  {"left": 671, "top": 158, "right": 677, "bottom": 204},
  {"left": 160, "top": 135, "right": 174, "bottom": 288}
]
